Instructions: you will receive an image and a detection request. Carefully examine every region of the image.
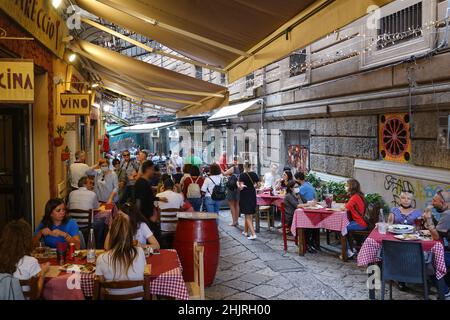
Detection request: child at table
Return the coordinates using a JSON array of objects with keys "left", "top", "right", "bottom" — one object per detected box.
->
[
  {"left": 0, "top": 219, "right": 50, "bottom": 299},
  {"left": 96, "top": 213, "right": 146, "bottom": 299}
]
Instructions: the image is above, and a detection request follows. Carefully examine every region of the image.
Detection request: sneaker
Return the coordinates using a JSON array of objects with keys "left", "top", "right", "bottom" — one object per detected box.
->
[
  {"left": 445, "top": 291, "right": 450, "bottom": 300},
  {"left": 229, "top": 222, "right": 238, "bottom": 227},
  {"left": 339, "top": 250, "right": 356, "bottom": 260},
  {"left": 247, "top": 234, "right": 257, "bottom": 240},
  {"left": 242, "top": 231, "right": 248, "bottom": 237}
]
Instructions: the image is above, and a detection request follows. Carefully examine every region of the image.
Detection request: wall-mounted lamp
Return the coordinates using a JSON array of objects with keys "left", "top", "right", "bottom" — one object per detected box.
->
[
  {"left": 68, "top": 53, "right": 77, "bottom": 63},
  {"left": 52, "top": 0, "right": 62, "bottom": 9}
]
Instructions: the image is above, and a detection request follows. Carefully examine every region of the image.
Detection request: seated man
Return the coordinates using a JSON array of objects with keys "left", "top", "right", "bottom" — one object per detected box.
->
[
  {"left": 68, "top": 176, "right": 105, "bottom": 248},
  {"left": 156, "top": 178, "right": 184, "bottom": 248},
  {"left": 423, "top": 190, "right": 450, "bottom": 299}
]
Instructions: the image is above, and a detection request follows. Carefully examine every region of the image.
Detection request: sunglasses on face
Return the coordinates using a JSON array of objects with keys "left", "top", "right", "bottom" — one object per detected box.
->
[{"left": 123, "top": 154, "right": 130, "bottom": 157}]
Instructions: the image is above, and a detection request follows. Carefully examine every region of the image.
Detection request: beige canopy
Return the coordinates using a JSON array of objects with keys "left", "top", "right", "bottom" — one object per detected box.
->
[
  {"left": 71, "top": 39, "right": 228, "bottom": 114},
  {"left": 76, "top": 0, "right": 394, "bottom": 83}
]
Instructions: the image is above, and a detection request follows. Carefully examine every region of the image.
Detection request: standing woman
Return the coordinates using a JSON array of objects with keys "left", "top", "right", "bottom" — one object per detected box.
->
[
  {"left": 223, "top": 156, "right": 241, "bottom": 227},
  {"left": 238, "top": 162, "right": 259, "bottom": 240},
  {"left": 33, "top": 199, "right": 81, "bottom": 249},
  {"left": 88, "top": 158, "right": 119, "bottom": 204},
  {"left": 201, "top": 163, "right": 224, "bottom": 214}
]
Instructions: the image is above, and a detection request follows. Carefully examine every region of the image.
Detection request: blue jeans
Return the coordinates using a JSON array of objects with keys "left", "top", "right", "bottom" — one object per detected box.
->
[
  {"left": 346, "top": 221, "right": 368, "bottom": 251},
  {"left": 445, "top": 251, "right": 450, "bottom": 268},
  {"left": 205, "top": 197, "right": 221, "bottom": 214},
  {"left": 188, "top": 198, "right": 202, "bottom": 211}
]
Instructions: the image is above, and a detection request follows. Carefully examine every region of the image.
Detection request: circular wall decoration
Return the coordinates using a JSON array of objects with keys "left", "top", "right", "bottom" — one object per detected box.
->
[{"left": 379, "top": 113, "right": 411, "bottom": 163}]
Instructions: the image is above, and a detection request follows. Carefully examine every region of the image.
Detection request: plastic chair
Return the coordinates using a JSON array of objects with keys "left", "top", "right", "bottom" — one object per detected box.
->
[{"left": 380, "top": 240, "right": 429, "bottom": 300}]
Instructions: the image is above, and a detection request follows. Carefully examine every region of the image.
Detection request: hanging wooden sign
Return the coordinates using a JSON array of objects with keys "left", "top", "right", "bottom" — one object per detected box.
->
[
  {"left": 0, "top": 60, "right": 34, "bottom": 103},
  {"left": 60, "top": 93, "right": 91, "bottom": 115}
]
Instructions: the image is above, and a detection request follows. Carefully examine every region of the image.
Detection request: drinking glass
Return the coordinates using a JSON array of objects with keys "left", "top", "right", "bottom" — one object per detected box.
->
[
  {"left": 56, "top": 241, "right": 68, "bottom": 265},
  {"left": 378, "top": 222, "right": 387, "bottom": 235}
]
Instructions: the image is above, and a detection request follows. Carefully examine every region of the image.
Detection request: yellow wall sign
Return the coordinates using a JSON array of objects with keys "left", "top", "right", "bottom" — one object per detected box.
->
[
  {"left": 0, "top": 60, "right": 34, "bottom": 103},
  {"left": 60, "top": 93, "right": 91, "bottom": 115},
  {"left": 0, "top": 0, "right": 68, "bottom": 59}
]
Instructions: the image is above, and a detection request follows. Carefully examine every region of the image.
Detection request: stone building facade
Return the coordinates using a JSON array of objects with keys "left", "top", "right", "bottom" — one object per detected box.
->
[{"left": 218, "top": 0, "right": 450, "bottom": 208}]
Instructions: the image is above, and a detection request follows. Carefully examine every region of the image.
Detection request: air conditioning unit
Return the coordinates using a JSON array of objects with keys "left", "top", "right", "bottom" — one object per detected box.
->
[
  {"left": 151, "top": 130, "right": 160, "bottom": 138},
  {"left": 437, "top": 115, "right": 450, "bottom": 150}
]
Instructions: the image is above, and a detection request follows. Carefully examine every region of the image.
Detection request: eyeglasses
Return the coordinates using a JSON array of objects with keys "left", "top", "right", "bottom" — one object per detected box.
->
[{"left": 123, "top": 154, "right": 130, "bottom": 157}]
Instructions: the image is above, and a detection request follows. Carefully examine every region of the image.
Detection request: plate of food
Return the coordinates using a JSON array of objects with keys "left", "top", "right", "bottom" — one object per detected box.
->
[
  {"left": 59, "top": 263, "right": 96, "bottom": 273},
  {"left": 394, "top": 234, "right": 420, "bottom": 241},
  {"left": 388, "top": 224, "right": 415, "bottom": 234}
]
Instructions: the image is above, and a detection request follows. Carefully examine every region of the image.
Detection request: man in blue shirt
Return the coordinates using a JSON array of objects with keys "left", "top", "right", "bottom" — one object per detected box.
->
[{"left": 294, "top": 172, "right": 316, "bottom": 203}]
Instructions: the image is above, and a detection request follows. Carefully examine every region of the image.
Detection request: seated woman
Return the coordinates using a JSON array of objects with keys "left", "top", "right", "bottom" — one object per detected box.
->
[
  {"left": 104, "top": 203, "right": 159, "bottom": 250},
  {"left": 33, "top": 199, "right": 81, "bottom": 249},
  {"left": 388, "top": 192, "right": 422, "bottom": 225},
  {"left": 283, "top": 181, "right": 319, "bottom": 254},
  {"left": 96, "top": 214, "right": 146, "bottom": 299},
  {"left": 275, "top": 170, "right": 293, "bottom": 190},
  {"left": 0, "top": 219, "right": 50, "bottom": 298},
  {"left": 344, "top": 178, "right": 368, "bottom": 259}
]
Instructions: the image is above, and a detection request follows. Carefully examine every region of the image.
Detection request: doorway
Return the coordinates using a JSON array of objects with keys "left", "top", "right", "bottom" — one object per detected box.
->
[{"left": 0, "top": 105, "right": 32, "bottom": 232}]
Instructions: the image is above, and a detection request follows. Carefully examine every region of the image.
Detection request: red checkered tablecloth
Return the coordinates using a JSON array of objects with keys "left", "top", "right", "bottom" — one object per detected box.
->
[
  {"left": 43, "top": 249, "right": 189, "bottom": 300},
  {"left": 257, "top": 194, "right": 284, "bottom": 208},
  {"left": 357, "top": 229, "right": 448, "bottom": 280},
  {"left": 291, "top": 208, "right": 350, "bottom": 236}
]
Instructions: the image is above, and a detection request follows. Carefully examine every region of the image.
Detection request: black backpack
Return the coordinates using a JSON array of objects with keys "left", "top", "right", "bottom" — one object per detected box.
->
[
  {"left": 226, "top": 174, "right": 238, "bottom": 191},
  {"left": 209, "top": 177, "right": 226, "bottom": 201}
]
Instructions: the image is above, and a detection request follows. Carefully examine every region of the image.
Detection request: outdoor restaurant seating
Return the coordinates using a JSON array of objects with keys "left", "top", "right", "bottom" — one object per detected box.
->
[
  {"left": 380, "top": 240, "right": 430, "bottom": 300},
  {"left": 93, "top": 276, "right": 150, "bottom": 300},
  {"left": 187, "top": 242, "right": 205, "bottom": 300},
  {"left": 255, "top": 205, "right": 273, "bottom": 233},
  {"left": 68, "top": 208, "right": 94, "bottom": 241}
]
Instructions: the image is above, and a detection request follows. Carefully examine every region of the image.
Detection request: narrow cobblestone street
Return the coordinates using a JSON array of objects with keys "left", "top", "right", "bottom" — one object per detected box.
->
[{"left": 206, "top": 210, "right": 437, "bottom": 300}]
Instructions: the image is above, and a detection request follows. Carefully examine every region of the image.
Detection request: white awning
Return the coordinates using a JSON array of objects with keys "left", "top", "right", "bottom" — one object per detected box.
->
[
  {"left": 122, "top": 122, "right": 175, "bottom": 133},
  {"left": 208, "top": 99, "right": 262, "bottom": 122}
]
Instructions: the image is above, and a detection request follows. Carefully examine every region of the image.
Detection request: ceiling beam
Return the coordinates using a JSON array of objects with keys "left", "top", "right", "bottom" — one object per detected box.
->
[
  {"left": 96, "top": 0, "right": 250, "bottom": 57},
  {"left": 80, "top": 17, "right": 226, "bottom": 74}
]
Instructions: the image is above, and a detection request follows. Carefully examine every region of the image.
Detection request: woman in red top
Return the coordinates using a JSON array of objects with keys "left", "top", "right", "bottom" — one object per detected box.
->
[
  {"left": 182, "top": 165, "right": 205, "bottom": 211},
  {"left": 344, "top": 178, "right": 368, "bottom": 259}
]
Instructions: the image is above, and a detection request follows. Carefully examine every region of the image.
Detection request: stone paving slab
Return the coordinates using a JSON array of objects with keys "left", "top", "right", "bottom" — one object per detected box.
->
[{"left": 204, "top": 210, "right": 439, "bottom": 300}]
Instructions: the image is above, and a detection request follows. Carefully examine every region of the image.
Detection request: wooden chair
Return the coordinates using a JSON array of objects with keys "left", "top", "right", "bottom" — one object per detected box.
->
[
  {"left": 19, "top": 276, "right": 39, "bottom": 300},
  {"left": 159, "top": 208, "right": 184, "bottom": 248},
  {"left": 255, "top": 205, "right": 273, "bottom": 233},
  {"left": 280, "top": 203, "right": 296, "bottom": 252},
  {"left": 93, "top": 276, "right": 150, "bottom": 300},
  {"left": 68, "top": 208, "right": 93, "bottom": 244},
  {"left": 187, "top": 242, "right": 205, "bottom": 300},
  {"left": 347, "top": 204, "right": 380, "bottom": 251}
]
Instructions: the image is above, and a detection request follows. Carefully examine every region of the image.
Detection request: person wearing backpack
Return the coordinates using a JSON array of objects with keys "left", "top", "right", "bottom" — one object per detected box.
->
[
  {"left": 344, "top": 178, "right": 368, "bottom": 259},
  {"left": 238, "top": 162, "right": 259, "bottom": 240},
  {"left": 223, "top": 156, "right": 241, "bottom": 227},
  {"left": 183, "top": 165, "right": 205, "bottom": 211},
  {"left": 201, "top": 163, "right": 225, "bottom": 214}
]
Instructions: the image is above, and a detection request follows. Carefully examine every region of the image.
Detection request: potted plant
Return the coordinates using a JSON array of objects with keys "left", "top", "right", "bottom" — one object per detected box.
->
[
  {"left": 61, "top": 146, "right": 71, "bottom": 161},
  {"left": 54, "top": 125, "right": 66, "bottom": 147},
  {"left": 365, "top": 193, "right": 390, "bottom": 217}
]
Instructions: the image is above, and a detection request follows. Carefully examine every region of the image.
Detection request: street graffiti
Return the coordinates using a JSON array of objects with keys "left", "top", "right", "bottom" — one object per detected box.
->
[{"left": 384, "top": 175, "right": 416, "bottom": 207}]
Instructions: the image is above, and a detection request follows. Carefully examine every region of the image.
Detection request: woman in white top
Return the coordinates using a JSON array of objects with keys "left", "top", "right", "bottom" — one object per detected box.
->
[
  {"left": 0, "top": 220, "right": 50, "bottom": 298},
  {"left": 104, "top": 203, "right": 160, "bottom": 250},
  {"left": 201, "top": 163, "right": 224, "bottom": 214},
  {"left": 96, "top": 213, "right": 146, "bottom": 298}
]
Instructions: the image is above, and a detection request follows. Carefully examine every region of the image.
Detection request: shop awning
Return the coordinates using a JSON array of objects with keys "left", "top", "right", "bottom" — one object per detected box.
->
[
  {"left": 122, "top": 122, "right": 175, "bottom": 134},
  {"left": 76, "top": 0, "right": 394, "bottom": 83},
  {"left": 70, "top": 39, "right": 228, "bottom": 115},
  {"left": 208, "top": 99, "right": 262, "bottom": 122}
]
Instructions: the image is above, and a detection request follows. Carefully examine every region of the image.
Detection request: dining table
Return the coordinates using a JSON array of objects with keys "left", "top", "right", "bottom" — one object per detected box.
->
[
  {"left": 37, "top": 249, "right": 189, "bottom": 300},
  {"left": 290, "top": 207, "right": 350, "bottom": 261},
  {"left": 357, "top": 228, "right": 447, "bottom": 299},
  {"left": 256, "top": 193, "right": 285, "bottom": 232}
]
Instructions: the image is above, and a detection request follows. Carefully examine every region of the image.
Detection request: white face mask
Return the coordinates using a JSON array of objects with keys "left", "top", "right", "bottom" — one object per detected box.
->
[
  {"left": 293, "top": 187, "right": 300, "bottom": 194},
  {"left": 101, "top": 166, "right": 109, "bottom": 173},
  {"left": 345, "top": 186, "right": 349, "bottom": 193}
]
